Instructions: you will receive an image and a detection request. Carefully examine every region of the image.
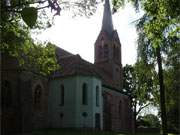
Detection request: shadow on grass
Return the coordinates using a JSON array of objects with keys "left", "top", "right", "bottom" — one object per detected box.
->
[
  {"left": 32, "top": 128, "right": 164, "bottom": 135},
  {"left": 33, "top": 128, "right": 125, "bottom": 135}
]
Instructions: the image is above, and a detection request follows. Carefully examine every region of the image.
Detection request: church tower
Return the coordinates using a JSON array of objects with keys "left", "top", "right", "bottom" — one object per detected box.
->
[{"left": 94, "top": 0, "right": 123, "bottom": 89}]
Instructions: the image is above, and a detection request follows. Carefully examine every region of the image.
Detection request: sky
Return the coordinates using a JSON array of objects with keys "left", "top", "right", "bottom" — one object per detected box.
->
[{"left": 32, "top": 2, "right": 144, "bottom": 66}]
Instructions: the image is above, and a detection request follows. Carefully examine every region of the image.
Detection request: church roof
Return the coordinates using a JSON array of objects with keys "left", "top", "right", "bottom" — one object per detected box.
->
[
  {"left": 52, "top": 53, "right": 101, "bottom": 78},
  {"left": 56, "top": 46, "right": 74, "bottom": 59},
  {"left": 101, "top": 0, "right": 114, "bottom": 37}
]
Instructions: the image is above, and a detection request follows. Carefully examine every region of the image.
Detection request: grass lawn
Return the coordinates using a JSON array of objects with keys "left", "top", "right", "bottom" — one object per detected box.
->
[{"left": 32, "top": 128, "right": 163, "bottom": 135}]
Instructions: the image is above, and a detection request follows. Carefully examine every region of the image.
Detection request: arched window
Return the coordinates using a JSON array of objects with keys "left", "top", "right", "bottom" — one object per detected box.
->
[
  {"left": 96, "top": 86, "right": 100, "bottom": 107},
  {"left": 60, "top": 112, "right": 64, "bottom": 118},
  {"left": 60, "top": 85, "right": 64, "bottom": 106},
  {"left": 2, "top": 80, "right": 12, "bottom": 108},
  {"left": 34, "top": 85, "right": 42, "bottom": 110},
  {"left": 82, "top": 83, "right": 88, "bottom": 105},
  {"left": 82, "top": 112, "right": 88, "bottom": 118}
]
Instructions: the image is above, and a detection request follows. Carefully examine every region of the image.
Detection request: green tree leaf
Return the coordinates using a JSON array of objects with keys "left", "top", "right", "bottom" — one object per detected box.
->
[
  {"left": 21, "top": 7, "right": 37, "bottom": 28},
  {"left": 11, "top": 0, "right": 19, "bottom": 7}
]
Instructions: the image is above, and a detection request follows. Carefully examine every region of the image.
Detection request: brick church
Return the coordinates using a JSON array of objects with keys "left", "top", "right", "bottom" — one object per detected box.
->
[{"left": 1, "top": 0, "right": 134, "bottom": 134}]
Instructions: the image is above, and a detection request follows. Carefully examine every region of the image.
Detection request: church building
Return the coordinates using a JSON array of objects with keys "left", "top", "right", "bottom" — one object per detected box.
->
[
  {"left": 48, "top": 0, "right": 133, "bottom": 132},
  {"left": 1, "top": 0, "right": 133, "bottom": 134}
]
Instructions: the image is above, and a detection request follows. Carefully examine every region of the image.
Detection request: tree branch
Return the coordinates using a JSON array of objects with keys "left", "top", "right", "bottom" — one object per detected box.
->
[
  {"left": 136, "top": 103, "right": 151, "bottom": 116},
  {"left": 37, "top": 5, "right": 49, "bottom": 10},
  {"left": 4, "top": 0, "right": 48, "bottom": 9}
]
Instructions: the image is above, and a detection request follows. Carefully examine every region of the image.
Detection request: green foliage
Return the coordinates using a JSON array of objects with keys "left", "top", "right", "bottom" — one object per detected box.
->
[
  {"left": 114, "top": 0, "right": 179, "bottom": 133},
  {"left": 21, "top": 7, "right": 38, "bottom": 28},
  {"left": 164, "top": 60, "right": 180, "bottom": 133},
  {"left": 113, "top": 0, "right": 180, "bottom": 49},
  {"left": 112, "top": 0, "right": 125, "bottom": 13},
  {"left": 137, "top": 114, "right": 160, "bottom": 128},
  {"left": 1, "top": 0, "right": 61, "bottom": 28},
  {"left": 1, "top": 0, "right": 98, "bottom": 28},
  {"left": 1, "top": 19, "right": 59, "bottom": 76},
  {"left": 134, "top": 61, "right": 155, "bottom": 102},
  {"left": 134, "top": 10, "right": 179, "bottom": 132},
  {"left": 18, "top": 42, "right": 60, "bottom": 76},
  {"left": 123, "top": 64, "right": 135, "bottom": 96},
  {"left": 123, "top": 62, "right": 157, "bottom": 119}
]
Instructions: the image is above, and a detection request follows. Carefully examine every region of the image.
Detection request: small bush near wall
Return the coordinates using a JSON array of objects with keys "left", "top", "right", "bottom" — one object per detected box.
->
[{"left": 137, "top": 127, "right": 160, "bottom": 133}]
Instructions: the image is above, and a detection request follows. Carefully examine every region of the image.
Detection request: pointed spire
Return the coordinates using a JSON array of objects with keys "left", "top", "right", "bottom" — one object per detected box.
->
[{"left": 102, "top": 0, "right": 114, "bottom": 36}]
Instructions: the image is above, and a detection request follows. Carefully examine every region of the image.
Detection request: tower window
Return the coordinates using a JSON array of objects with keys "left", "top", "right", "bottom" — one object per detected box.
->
[
  {"left": 98, "top": 46, "right": 103, "bottom": 59},
  {"left": 113, "top": 44, "right": 119, "bottom": 60},
  {"left": 119, "top": 100, "right": 122, "bottom": 118},
  {"left": 116, "top": 68, "right": 119, "bottom": 72},
  {"left": 60, "top": 112, "right": 64, "bottom": 118},
  {"left": 60, "top": 85, "right": 64, "bottom": 106},
  {"left": 103, "top": 44, "right": 108, "bottom": 58},
  {"left": 96, "top": 86, "right": 100, "bottom": 107},
  {"left": 82, "top": 83, "right": 88, "bottom": 105},
  {"left": 82, "top": 112, "right": 88, "bottom": 118},
  {"left": 34, "top": 85, "right": 42, "bottom": 110}
]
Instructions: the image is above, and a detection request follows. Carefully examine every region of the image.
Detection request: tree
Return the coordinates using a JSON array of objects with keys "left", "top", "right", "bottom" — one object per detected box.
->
[
  {"left": 123, "top": 63, "right": 156, "bottom": 131},
  {"left": 164, "top": 69, "right": 180, "bottom": 133},
  {"left": 1, "top": 0, "right": 98, "bottom": 28},
  {"left": 135, "top": 7, "right": 179, "bottom": 134},
  {"left": 163, "top": 41, "right": 180, "bottom": 133},
  {"left": 113, "top": 0, "right": 179, "bottom": 134}
]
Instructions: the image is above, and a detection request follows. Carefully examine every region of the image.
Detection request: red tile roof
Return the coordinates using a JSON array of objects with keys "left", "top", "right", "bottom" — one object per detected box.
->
[
  {"left": 56, "top": 46, "right": 73, "bottom": 59},
  {"left": 53, "top": 54, "right": 100, "bottom": 78}
]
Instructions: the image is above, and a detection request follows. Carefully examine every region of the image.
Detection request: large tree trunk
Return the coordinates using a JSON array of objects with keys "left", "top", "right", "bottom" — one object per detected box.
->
[
  {"left": 130, "top": 97, "right": 136, "bottom": 134},
  {"left": 133, "top": 100, "right": 137, "bottom": 134},
  {"left": 134, "top": 108, "right": 137, "bottom": 133},
  {"left": 156, "top": 47, "right": 167, "bottom": 135}
]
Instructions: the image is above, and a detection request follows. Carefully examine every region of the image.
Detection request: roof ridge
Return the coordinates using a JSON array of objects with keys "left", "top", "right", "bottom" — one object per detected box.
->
[
  {"left": 59, "top": 54, "right": 74, "bottom": 59},
  {"left": 56, "top": 46, "right": 73, "bottom": 54}
]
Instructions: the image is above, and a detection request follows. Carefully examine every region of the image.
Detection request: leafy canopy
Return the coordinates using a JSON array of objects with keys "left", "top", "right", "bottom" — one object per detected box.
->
[
  {"left": 1, "top": 20, "right": 59, "bottom": 75},
  {"left": 1, "top": 0, "right": 99, "bottom": 28}
]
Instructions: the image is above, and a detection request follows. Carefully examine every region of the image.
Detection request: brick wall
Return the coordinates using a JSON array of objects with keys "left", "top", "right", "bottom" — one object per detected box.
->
[
  {"left": 102, "top": 90, "right": 133, "bottom": 133},
  {"left": 1, "top": 54, "right": 49, "bottom": 134},
  {"left": 31, "top": 77, "right": 49, "bottom": 129}
]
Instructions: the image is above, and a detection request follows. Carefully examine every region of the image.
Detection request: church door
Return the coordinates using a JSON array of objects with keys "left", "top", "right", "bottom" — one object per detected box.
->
[{"left": 95, "top": 113, "right": 101, "bottom": 130}]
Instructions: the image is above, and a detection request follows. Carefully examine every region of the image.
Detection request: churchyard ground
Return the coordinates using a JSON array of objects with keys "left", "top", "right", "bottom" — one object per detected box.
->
[{"left": 32, "top": 128, "right": 177, "bottom": 135}]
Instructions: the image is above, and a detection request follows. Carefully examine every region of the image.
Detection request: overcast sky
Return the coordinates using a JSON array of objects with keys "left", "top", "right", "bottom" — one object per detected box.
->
[{"left": 32, "top": 2, "right": 143, "bottom": 66}]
